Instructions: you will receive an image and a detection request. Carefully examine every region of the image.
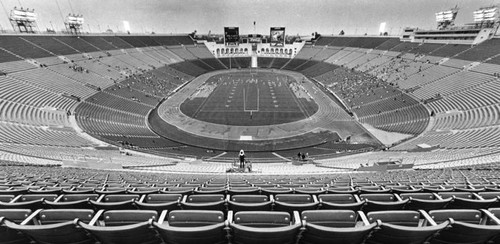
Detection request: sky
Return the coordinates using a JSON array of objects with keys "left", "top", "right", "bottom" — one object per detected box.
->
[{"left": 0, "top": 0, "right": 498, "bottom": 35}]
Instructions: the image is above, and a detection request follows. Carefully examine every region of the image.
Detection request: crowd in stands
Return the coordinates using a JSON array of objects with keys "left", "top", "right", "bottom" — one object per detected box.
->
[{"left": 317, "top": 67, "right": 399, "bottom": 109}]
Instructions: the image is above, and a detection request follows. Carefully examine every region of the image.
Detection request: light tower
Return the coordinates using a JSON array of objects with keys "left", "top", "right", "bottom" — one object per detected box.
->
[
  {"left": 9, "top": 7, "right": 38, "bottom": 33},
  {"left": 65, "top": 13, "right": 84, "bottom": 35},
  {"left": 435, "top": 6, "right": 459, "bottom": 30},
  {"left": 473, "top": 6, "right": 499, "bottom": 29}
]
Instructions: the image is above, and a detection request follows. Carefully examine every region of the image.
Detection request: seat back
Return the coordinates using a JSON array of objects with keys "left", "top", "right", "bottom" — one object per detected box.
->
[
  {"left": 0, "top": 209, "right": 31, "bottom": 223},
  {"left": 359, "top": 193, "right": 395, "bottom": 202},
  {"left": 39, "top": 209, "right": 94, "bottom": 224},
  {"left": 62, "top": 194, "right": 99, "bottom": 202},
  {"left": 103, "top": 194, "right": 139, "bottom": 202},
  {"left": 145, "top": 194, "right": 182, "bottom": 203},
  {"left": 228, "top": 187, "right": 260, "bottom": 195},
  {"left": 168, "top": 210, "right": 224, "bottom": 227},
  {"left": 19, "top": 194, "right": 58, "bottom": 202},
  {"left": 0, "top": 195, "right": 14, "bottom": 203},
  {"left": 302, "top": 210, "right": 357, "bottom": 227},
  {"left": 102, "top": 210, "right": 157, "bottom": 226},
  {"left": 400, "top": 193, "right": 436, "bottom": 200},
  {"left": 186, "top": 194, "right": 225, "bottom": 203},
  {"left": 439, "top": 192, "right": 473, "bottom": 199},
  {"left": 234, "top": 211, "right": 291, "bottom": 227},
  {"left": 479, "top": 192, "right": 500, "bottom": 199},
  {"left": 367, "top": 210, "right": 420, "bottom": 227},
  {"left": 429, "top": 209, "right": 482, "bottom": 224},
  {"left": 318, "top": 194, "right": 356, "bottom": 204},
  {"left": 275, "top": 194, "right": 313, "bottom": 204},
  {"left": 231, "top": 195, "right": 268, "bottom": 203}
]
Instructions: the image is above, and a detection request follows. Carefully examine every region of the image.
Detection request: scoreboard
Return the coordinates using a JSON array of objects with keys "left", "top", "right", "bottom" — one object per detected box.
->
[
  {"left": 270, "top": 27, "right": 285, "bottom": 47},
  {"left": 224, "top": 27, "right": 239, "bottom": 46}
]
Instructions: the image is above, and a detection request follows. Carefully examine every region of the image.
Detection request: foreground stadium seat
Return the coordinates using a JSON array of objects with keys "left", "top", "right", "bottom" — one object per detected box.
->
[
  {"left": 318, "top": 194, "right": 365, "bottom": 211},
  {"left": 364, "top": 210, "right": 448, "bottom": 244},
  {"left": 153, "top": 210, "right": 228, "bottom": 244},
  {"left": 260, "top": 187, "right": 294, "bottom": 196},
  {"left": 228, "top": 195, "right": 273, "bottom": 212},
  {"left": 0, "top": 194, "right": 15, "bottom": 203},
  {"left": 229, "top": 210, "right": 301, "bottom": 244},
  {"left": 181, "top": 194, "right": 226, "bottom": 212},
  {"left": 300, "top": 210, "right": 376, "bottom": 244},
  {"left": 359, "top": 193, "right": 408, "bottom": 212},
  {"left": 63, "top": 187, "right": 96, "bottom": 194},
  {"left": 294, "top": 187, "right": 326, "bottom": 195},
  {"left": 228, "top": 187, "right": 260, "bottom": 195},
  {"left": 0, "top": 209, "right": 33, "bottom": 244},
  {"left": 45, "top": 193, "right": 99, "bottom": 209},
  {"left": 0, "top": 194, "right": 58, "bottom": 210},
  {"left": 128, "top": 187, "right": 163, "bottom": 194},
  {"left": 135, "top": 193, "right": 182, "bottom": 213},
  {"left": 4, "top": 209, "right": 96, "bottom": 244},
  {"left": 194, "top": 187, "right": 227, "bottom": 195},
  {"left": 79, "top": 210, "right": 160, "bottom": 244},
  {"left": 478, "top": 192, "right": 500, "bottom": 208},
  {"left": 389, "top": 185, "right": 422, "bottom": 194},
  {"left": 326, "top": 186, "right": 358, "bottom": 194},
  {"left": 274, "top": 194, "right": 319, "bottom": 213},
  {"left": 400, "top": 193, "right": 451, "bottom": 211},
  {"left": 427, "top": 209, "right": 500, "bottom": 244},
  {"left": 0, "top": 188, "right": 29, "bottom": 196},
  {"left": 0, "top": 209, "right": 32, "bottom": 223},
  {"left": 161, "top": 186, "right": 195, "bottom": 195},
  {"left": 90, "top": 194, "right": 140, "bottom": 210},
  {"left": 439, "top": 192, "right": 496, "bottom": 209}
]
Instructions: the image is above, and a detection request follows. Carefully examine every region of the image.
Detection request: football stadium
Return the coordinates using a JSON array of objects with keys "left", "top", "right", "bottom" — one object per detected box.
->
[{"left": 1, "top": 0, "right": 500, "bottom": 243}]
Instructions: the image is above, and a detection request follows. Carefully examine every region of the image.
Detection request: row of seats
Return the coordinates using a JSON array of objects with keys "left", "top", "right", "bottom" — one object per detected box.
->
[
  {"left": 433, "top": 105, "right": 500, "bottom": 131},
  {"left": 0, "top": 76, "right": 77, "bottom": 112},
  {"left": 2, "top": 192, "right": 500, "bottom": 213},
  {"left": 0, "top": 100, "right": 71, "bottom": 127},
  {"left": 3, "top": 208, "right": 500, "bottom": 244},
  {"left": 312, "top": 40, "right": 500, "bottom": 152},
  {"left": 0, "top": 35, "right": 194, "bottom": 62},
  {"left": 0, "top": 122, "right": 93, "bottom": 147}
]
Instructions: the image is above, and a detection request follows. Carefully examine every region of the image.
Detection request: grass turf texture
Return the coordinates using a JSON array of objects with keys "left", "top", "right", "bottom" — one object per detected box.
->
[{"left": 180, "top": 72, "right": 318, "bottom": 126}]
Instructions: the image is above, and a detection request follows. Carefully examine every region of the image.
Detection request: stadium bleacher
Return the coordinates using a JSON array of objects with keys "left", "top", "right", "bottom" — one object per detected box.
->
[
  {"left": 0, "top": 164, "right": 500, "bottom": 243},
  {"left": 1, "top": 0, "right": 500, "bottom": 240}
]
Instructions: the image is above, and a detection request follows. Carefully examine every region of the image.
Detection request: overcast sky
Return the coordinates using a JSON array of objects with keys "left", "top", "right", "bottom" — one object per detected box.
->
[{"left": 0, "top": 0, "right": 497, "bottom": 35}]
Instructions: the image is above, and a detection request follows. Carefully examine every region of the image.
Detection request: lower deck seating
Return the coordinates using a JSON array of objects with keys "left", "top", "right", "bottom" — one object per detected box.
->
[{"left": 1, "top": 166, "right": 500, "bottom": 243}]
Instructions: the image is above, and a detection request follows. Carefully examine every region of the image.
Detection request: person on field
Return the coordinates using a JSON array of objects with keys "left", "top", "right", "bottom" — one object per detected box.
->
[{"left": 239, "top": 150, "right": 245, "bottom": 168}]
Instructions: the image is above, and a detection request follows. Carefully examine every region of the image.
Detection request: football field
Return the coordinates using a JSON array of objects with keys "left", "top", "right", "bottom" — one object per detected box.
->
[{"left": 180, "top": 72, "right": 318, "bottom": 126}]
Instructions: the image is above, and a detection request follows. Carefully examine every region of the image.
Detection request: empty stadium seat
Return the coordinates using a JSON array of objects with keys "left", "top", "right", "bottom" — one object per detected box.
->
[
  {"left": 318, "top": 194, "right": 365, "bottom": 211},
  {"left": 79, "top": 210, "right": 160, "bottom": 244},
  {"left": 400, "top": 193, "right": 451, "bottom": 211},
  {"left": 4, "top": 209, "right": 96, "bottom": 244},
  {"left": 228, "top": 210, "right": 302, "bottom": 244},
  {"left": 181, "top": 194, "right": 227, "bottom": 212},
  {"left": 90, "top": 194, "right": 140, "bottom": 210},
  {"left": 0, "top": 209, "right": 33, "bottom": 244},
  {"left": 228, "top": 195, "right": 273, "bottom": 212},
  {"left": 427, "top": 209, "right": 500, "bottom": 244},
  {"left": 300, "top": 210, "right": 376, "bottom": 244},
  {"left": 364, "top": 210, "right": 448, "bottom": 244},
  {"left": 45, "top": 194, "right": 99, "bottom": 209},
  {"left": 135, "top": 193, "right": 182, "bottom": 213},
  {"left": 359, "top": 193, "right": 408, "bottom": 212},
  {"left": 153, "top": 210, "right": 228, "bottom": 244}
]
